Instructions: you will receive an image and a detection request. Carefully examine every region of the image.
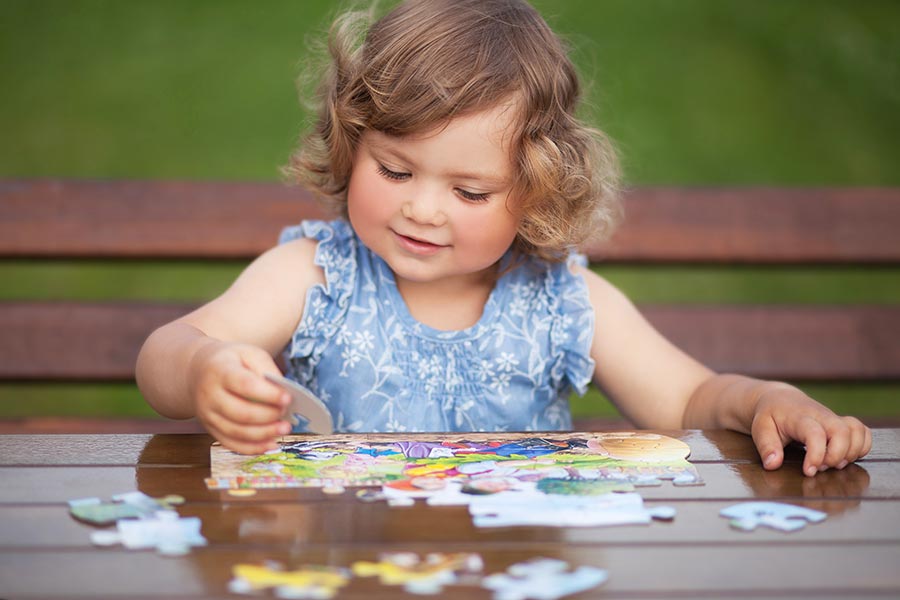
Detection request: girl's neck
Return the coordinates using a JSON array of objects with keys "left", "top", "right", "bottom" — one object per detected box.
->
[{"left": 394, "top": 268, "right": 497, "bottom": 332}]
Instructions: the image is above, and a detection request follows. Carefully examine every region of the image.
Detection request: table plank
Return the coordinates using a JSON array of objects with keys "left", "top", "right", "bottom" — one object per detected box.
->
[
  {"left": 0, "top": 433, "right": 205, "bottom": 466},
  {"left": 2, "top": 499, "right": 898, "bottom": 549},
  {"left": 2, "top": 544, "right": 899, "bottom": 598}
]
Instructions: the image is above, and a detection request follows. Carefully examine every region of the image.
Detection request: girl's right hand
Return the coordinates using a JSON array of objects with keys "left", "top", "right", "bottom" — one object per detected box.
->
[{"left": 188, "top": 340, "right": 292, "bottom": 455}]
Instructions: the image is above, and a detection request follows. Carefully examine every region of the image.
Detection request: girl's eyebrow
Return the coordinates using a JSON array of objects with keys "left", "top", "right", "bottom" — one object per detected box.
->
[{"left": 368, "top": 138, "right": 510, "bottom": 188}]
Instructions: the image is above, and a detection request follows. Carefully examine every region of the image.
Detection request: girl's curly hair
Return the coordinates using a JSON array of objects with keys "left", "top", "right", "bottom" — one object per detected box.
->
[{"left": 284, "top": 0, "right": 621, "bottom": 261}]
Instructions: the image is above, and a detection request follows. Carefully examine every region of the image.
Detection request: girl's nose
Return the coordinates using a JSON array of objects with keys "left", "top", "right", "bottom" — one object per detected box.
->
[{"left": 401, "top": 190, "right": 447, "bottom": 226}]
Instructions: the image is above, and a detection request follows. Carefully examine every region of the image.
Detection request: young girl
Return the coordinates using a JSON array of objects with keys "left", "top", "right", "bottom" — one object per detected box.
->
[{"left": 136, "top": 0, "right": 871, "bottom": 475}]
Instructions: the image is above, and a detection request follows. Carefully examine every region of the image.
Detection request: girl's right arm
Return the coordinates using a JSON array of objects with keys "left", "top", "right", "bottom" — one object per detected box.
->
[{"left": 135, "top": 237, "right": 324, "bottom": 454}]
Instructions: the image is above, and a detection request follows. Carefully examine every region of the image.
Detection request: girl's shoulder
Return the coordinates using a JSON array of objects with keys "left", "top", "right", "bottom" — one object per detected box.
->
[
  {"left": 504, "top": 252, "right": 590, "bottom": 295},
  {"left": 279, "top": 218, "right": 359, "bottom": 319},
  {"left": 279, "top": 218, "right": 356, "bottom": 248},
  {"left": 279, "top": 218, "right": 358, "bottom": 277}
]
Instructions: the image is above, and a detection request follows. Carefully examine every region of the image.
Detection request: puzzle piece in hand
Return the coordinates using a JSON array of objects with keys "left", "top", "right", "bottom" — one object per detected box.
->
[
  {"left": 352, "top": 552, "right": 484, "bottom": 595},
  {"left": 68, "top": 492, "right": 185, "bottom": 525},
  {"left": 720, "top": 501, "right": 827, "bottom": 532},
  {"left": 482, "top": 558, "right": 608, "bottom": 600},
  {"left": 265, "top": 373, "right": 334, "bottom": 434},
  {"left": 229, "top": 562, "right": 350, "bottom": 599}
]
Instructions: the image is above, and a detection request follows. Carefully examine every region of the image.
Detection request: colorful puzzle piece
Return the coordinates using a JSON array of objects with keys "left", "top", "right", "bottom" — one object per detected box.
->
[
  {"left": 229, "top": 562, "right": 350, "bottom": 598},
  {"left": 352, "top": 552, "right": 483, "bottom": 594},
  {"left": 720, "top": 501, "right": 827, "bottom": 532}
]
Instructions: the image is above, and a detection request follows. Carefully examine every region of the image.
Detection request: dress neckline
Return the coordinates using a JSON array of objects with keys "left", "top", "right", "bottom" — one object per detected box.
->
[{"left": 373, "top": 250, "right": 512, "bottom": 341}]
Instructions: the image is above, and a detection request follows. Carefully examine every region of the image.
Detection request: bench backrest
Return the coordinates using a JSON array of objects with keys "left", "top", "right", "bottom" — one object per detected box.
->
[{"left": 2, "top": 180, "right": 899, "bottom": 384}]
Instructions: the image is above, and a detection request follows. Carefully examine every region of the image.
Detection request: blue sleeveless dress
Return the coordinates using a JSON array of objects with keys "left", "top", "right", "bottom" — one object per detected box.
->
[{"left": 279, "top": 219, "right": 595, "bottom": 433}]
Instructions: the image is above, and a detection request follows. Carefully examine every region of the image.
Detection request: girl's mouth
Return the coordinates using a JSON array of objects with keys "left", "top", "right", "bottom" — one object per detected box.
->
[{"left": 393, "top": 231, "right": 447, "bottom": 256}]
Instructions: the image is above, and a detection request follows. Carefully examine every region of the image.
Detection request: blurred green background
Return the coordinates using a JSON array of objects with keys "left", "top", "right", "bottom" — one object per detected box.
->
[{"left": 2, "top": 0, "right": 899, "bottom": 424}]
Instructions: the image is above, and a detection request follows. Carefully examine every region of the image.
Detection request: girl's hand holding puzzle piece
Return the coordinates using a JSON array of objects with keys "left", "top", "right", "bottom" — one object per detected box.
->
[
  {"left": 187, "top": 338, "right": 293, "bottom": 456},
  {"left": 136, "top": 0, "right": 871, "bottom": 474}
]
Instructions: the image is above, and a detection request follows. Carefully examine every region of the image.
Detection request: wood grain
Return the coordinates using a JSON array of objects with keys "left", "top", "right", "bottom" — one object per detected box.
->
[{"left": 0, "top": 431, "right": 897, "bottom": 598}]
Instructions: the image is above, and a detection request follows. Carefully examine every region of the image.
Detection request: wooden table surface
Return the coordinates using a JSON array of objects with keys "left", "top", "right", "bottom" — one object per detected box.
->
[{"left": 0, "top": 429, "right": 898, "bottom": 599}]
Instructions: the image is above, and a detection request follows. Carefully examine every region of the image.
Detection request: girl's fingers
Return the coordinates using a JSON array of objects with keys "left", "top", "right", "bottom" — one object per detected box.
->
[
  {"left": 205, "top": 424, "right": 270, "bottom": 456},
  {"left": 223, "top": 367, "right": 288, "bottom": 409},
  {"left": 862, "top": 425, "right": 873, "bottom": 459},
  {"left": 795, "top": 417, "right": 827, "bottom": 477},
  {"left": 842, "top": 417, "right": 867, "bottom": 465},
  {"left": 218, "top": 389, "right": 288, "bottom": 425},
  {"left": 205, "top": 410, "right": 290, "bottom": 454},
  {"left": 822, "top": 420, "right": 851, "bottom": 468},
  {"left": 751, "top": 415, "right": 785, "bottom": 471}
]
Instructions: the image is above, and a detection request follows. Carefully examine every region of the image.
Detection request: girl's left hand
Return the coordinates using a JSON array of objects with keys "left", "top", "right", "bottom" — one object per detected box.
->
[{"left": 749, "top": 383, "right": 872, "bottom": 477}]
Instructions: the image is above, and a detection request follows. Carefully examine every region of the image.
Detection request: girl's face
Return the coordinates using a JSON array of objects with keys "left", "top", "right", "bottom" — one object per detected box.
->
[{"left": 347, "top": 103, "right": 523, "bottom": 291}]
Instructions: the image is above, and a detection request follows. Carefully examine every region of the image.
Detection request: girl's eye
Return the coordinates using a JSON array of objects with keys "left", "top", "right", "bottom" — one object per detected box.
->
[
  {"left": 457, "top": 188, "right": 490, "bottom": 203},
  {"left": 377, "top": 164, "right": 410, "bottom": 181}
]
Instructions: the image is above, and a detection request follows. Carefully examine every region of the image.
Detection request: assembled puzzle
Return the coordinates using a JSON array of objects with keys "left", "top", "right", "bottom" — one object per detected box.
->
[{"left": 206, "top": 431, "right": 703, "bottom": 491}]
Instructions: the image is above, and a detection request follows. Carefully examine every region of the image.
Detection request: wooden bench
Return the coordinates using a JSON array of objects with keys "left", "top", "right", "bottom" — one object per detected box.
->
[{"left": 2, "top": 180, "right": 899, "bottom": 430}]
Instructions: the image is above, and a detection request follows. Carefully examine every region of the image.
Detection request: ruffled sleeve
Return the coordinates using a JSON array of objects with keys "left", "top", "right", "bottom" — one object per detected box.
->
[
  {"left": 278, "top": 219, "right": 357, "bottom": 379},
  {"left": 545, "top": 252, "right": 596, "bottom": 395}
]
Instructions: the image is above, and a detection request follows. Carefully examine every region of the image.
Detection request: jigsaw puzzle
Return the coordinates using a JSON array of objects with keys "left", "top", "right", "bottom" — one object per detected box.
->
[{"left": 206, "top": 431, "right": 703, "bottom": 490}]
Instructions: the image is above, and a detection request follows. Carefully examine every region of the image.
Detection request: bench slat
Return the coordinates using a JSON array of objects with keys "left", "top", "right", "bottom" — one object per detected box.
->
[
  {"left": 0, "top": 180, "right": 329, "bottom": 259},
  {"left": 2, "top": 302, "right": 897, "bottom": 381},
  {"left": 1, "top": 303, "right": 187, "bottom": 380},
  {"left": 585, "top": 187, "right": 900, "bottom": 264},
  {"left": 2, "top": 180, "right": 898, "bottom": 263}
]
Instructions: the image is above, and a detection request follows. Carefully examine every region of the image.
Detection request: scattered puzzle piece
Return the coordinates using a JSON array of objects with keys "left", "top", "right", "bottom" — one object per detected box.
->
[
  {"left": 229, "top": 562, "right": 350, "bottom": 599},
  {"left": 68, "top": 497, "right": 145, "bottom": 525},
  {"left": 90, "top": 510, "right": 207, "bottom": 556},
  {"left": 352, "top": 552, "right": 483, "bottom": 594},
  {"left": 71, "top": 491, "right": 203, "bottom": 556},
  {"left": 482, "top": 558, "right": 608, "bottom": 600},
  {"left": 459, "top": 484, "right": 676, "bottom": 528},
  {"left": 68, "top": 492, "right": 185, "bottom": 526},
  {"left": 720, "top": 501, "right": 827, "bottom": 532}
]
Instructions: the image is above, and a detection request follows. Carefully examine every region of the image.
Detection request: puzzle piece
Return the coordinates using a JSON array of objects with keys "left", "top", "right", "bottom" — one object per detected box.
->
[
  {"left": 229, "top": 562, "right": 350, "bottom": 598},
  {"left": 470, "top": 490, "right": 676, "bottom": 528},
  {"left": 352, "top": 552, "right": 483, "bottom": 594},
  {"left": 265, "top": 373, "right": 333, "bottom": 434},
  {"left": 90, "top": 510, "right": 207, "bottom": 556},
  {"left": 482, "top": 558, "right": 608, "bottom": 600},
  {"left": 68, "top": 492, "right": 185, "bottom": 525},
  {"left": 720, "top": 501, "right": 827, "bottom": 532}
]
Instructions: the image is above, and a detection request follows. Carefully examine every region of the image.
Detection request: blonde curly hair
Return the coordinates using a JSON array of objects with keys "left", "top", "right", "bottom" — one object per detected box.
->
[{"left": 284, "top": 0, "right": 621, "bottom": 261}]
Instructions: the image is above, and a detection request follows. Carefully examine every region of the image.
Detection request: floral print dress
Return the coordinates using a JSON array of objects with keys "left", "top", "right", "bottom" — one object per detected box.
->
[{"left": 279, "top": 219, "right": 595, "bottom": 433}]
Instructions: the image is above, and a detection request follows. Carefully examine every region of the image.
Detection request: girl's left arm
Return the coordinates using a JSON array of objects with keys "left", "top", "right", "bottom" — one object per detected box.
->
[{"left": 575, "top": 266, "right": 871, "bottom": 476}]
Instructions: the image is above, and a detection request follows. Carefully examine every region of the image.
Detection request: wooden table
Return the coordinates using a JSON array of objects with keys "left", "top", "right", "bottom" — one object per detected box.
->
[{"left": 1, "top": 429, "right": 898, "bottom": 599}]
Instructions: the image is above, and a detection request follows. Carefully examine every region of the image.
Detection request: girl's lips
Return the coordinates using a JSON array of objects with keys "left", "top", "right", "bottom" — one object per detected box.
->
[{"left": 393, "top": 231, "right": 447, "bottom": 256}]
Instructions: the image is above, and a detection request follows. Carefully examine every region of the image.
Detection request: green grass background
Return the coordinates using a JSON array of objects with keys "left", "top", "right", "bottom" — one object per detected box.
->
[{"left": 2, "top": 0, "right": 899, "bottom": 423}]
